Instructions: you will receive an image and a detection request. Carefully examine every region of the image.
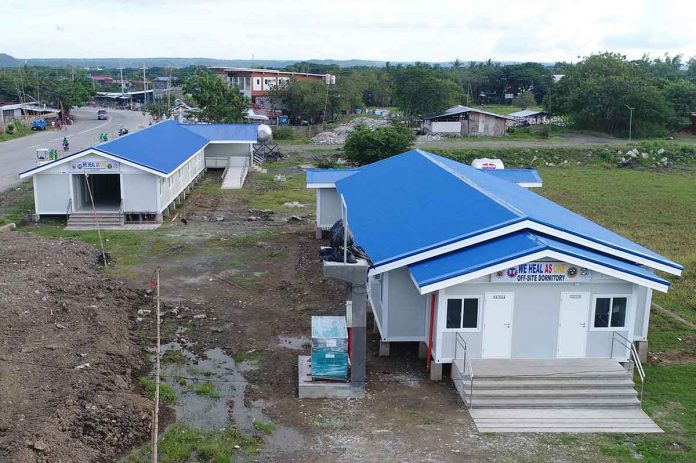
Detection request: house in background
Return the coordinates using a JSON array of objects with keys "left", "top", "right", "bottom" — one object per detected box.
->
[
  {"left": 210, "top": 67, "right": 335, "bottom": 107},
  {"left": 421, "top": 105, "right": 512, "bottom": 137},
  {"left": 307, "top": 149, "right": 680, "bottom": 432},
  {"left": 19, "top": 120, "right": 258, "bottom": 229},
  {"left": 508, "top": 109, "right": 548, "bottom": 126}
]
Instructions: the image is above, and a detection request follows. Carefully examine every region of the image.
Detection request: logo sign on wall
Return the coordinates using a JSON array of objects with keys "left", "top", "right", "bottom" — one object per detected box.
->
[
  {"left": 70, "top": 160, "right": 120, "bottom": 172},
  {"left": 491, "top": 262, "right": 591, "bottom": 284}
]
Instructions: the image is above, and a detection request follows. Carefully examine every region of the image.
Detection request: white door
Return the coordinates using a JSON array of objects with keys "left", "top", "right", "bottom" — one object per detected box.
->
[
  {"left": 557, "top": 292, "right": 590, "bottom": 358},
  {"left": 482, "top": 292, "right": 514, "bottom": 358}
]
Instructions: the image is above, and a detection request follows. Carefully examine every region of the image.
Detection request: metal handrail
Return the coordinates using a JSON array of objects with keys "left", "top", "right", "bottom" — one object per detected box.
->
[
  {"left": 118, "top": 197, "right": 124, "bottom": 225},
  {"left": 612, "top": 331, "right": 645, "bottom": 405},
  {"left": 454, "top": 332, "right": 475, "bottom": 408},
  {"left": 66, "top": 198, "right": 73, "bottom": 215}
]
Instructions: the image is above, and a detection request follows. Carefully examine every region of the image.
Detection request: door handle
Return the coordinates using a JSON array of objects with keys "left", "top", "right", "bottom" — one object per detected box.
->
[
  {"left": 580, "top": 322, "right": 586, "bottom": 327},
  {"left": 504, "top": 323, "right": 511, "bottom": 328}
]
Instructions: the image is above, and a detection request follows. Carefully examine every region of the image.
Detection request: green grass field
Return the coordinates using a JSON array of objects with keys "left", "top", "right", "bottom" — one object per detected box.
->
[{"left": 538, "top": 167, "right": 696, "bottom": 462}]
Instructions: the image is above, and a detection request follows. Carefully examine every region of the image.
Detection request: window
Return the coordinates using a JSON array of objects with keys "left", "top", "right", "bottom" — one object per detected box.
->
[
  {"left": 593, "top": 296, "right": 628, "bottom": 329},
  {"left": 445, "top": 297, "right": 480, "bottom": 330}
]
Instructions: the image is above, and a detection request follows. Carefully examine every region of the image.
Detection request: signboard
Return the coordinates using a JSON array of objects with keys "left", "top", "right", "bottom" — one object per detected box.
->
[
  {"left": 491, "top": 262, "right": 591, "bottom": 284},
  {"left": 70, "top": 160, "right": 120, "bottom": 172}
]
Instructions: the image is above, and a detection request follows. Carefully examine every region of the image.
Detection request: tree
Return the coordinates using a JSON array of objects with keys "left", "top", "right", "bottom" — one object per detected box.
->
[
  {"left": 344, "top": 123, "right": 415, "bottom": 165},
  {"left": 513, "top": 91, "right": 536, "bottom": 108},
  {"left": 552, "top": 53, "right": 672, "bottom": 136},
  {"left": 182, "top": 71, "right": 247, "bottom": 123},
  {"left": 389, "top": 63, "right": 463, "bottom": 122},
  {"left": 269, "top": 78, "right": 327, "bottom": 123}
]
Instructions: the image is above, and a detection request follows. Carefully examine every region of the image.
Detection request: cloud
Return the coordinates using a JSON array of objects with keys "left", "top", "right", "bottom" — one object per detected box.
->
[{"left": 2, "top": 0, "right": 696, "bottom": 62}]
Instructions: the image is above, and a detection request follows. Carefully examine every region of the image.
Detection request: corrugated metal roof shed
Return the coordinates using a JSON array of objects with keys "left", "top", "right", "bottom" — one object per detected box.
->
[
  {"left": 508, "top": 109, "right": 546, "bottom": 118},
  {"left": 424, "top": 105, "right": 514, "bottom": 121}
]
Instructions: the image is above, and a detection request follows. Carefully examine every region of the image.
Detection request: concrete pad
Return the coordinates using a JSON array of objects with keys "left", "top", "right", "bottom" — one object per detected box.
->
[{"left": 298, "top": 356, "right": 364, "bottom": 399}]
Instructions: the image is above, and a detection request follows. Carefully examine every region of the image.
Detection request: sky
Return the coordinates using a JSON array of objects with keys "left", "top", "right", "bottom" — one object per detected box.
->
[{"left": 4, "top": 0, "right": 696, "bottom": 63}]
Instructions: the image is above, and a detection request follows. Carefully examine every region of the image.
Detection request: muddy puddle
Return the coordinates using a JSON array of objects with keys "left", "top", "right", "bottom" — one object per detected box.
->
[
  {"left": 276, "top": 335, "right": 311, "bottom": 351},
  {"left": 145, "top": 337, "right": 307, "bottom": 456}
]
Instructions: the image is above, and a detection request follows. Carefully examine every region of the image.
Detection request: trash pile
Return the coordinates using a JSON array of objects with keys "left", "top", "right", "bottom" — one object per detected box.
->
[
  {"left": 310, "top": 117, "right": 391, "bottom": 145},
  {"left": 417, "top": 133, "right": 444, "bottom": 142}
]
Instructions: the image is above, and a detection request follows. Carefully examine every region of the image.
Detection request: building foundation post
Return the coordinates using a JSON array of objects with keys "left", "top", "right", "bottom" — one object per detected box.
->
[{"left": 430, "top": 361, "right": 443, "bottom": 381}]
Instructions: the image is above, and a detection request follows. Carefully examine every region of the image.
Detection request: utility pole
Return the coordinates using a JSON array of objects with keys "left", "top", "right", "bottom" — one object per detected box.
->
[
  {"left": 119, "top": 67, "right": 125, "bottom": 95},
  {"left": 626, "top": 105, "right": 635, "bottom": 142},
  {"left": 143, "top": 64, "right": 148, "bottom": 105},
  {"left": 150, "top": 267, "right": 161, "bottom": 463}
]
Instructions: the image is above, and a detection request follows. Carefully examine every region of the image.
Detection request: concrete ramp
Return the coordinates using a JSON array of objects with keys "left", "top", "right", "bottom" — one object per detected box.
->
[{"left": 221, "top": 156, "right": 249, "bottom": 189}]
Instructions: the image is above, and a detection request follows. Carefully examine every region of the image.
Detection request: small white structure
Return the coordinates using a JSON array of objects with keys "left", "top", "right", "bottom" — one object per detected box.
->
[
  {"left": 422, "top": 105, "right": 513, "bottom": 137},
  {"left": 19, "top": 120, "right": 258, "bottom": 228},
  {"left": 508, "top": 109, "right": 548, "bottom": 126}
]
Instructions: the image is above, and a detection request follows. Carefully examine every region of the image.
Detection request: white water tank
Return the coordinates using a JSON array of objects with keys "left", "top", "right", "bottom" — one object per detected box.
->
[
  {"left": 472, "top": 158, "right": 505, "bottom": 170},
  {"left": 257, "top": 124, "right": 273, "bottom": 143}
]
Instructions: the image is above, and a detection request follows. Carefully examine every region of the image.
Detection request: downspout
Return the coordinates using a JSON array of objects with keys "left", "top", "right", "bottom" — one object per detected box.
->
[{"left": 427, "top": 292, "right": 436, "bottom": 371}]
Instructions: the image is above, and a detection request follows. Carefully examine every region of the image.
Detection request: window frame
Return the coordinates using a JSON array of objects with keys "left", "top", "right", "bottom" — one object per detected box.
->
[
  {"left": 590, "top": 294, "right": 630, "bottom": 331},
  {"left": 443, "top": 295, "right": 482, "bottom": 332}
]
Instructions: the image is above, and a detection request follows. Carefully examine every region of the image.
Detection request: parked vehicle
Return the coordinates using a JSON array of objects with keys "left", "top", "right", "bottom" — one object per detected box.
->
[
  {"left": 31, "top": 118, "right": 47, "bottom": 131},
  {"left": 97, "top": 109, "right": 108, "bottom": 120}
]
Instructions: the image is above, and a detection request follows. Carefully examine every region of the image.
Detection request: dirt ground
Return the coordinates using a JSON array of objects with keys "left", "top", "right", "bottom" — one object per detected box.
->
[
  {"left": 0, "top": 233, "right": 153, "bottom": 463},
  {"left": 114, "top": 168, "right": 596, "bottom": 463}
]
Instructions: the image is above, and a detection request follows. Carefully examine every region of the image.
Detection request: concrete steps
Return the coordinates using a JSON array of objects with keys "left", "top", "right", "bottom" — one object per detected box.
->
[
  {"left": 470, "top": 409, "right": 662, "bottom": 433},
  {"left": 66, "top": 212, "right": 123, "bottom": 230},
  {"left": 453, "top": 358, "right": 660, "bottom": 432}
]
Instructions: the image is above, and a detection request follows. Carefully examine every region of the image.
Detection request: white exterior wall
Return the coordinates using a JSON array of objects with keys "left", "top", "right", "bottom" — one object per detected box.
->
[
  {"left": 204, "top": 143, "right": 253, "bottom": 169},
  {"left": 373, "top": 259, "right": 651, "bottom": 365},
  {"left": 430, "top": 121, "right": 462, "bottom": 133},
  {"left": 122, "top": 174, "right": 159, "bottom": 213},
  {"left": 316, "top": 188, "right": 342, "bottom": 230},
  {"left": 33, "top": 174, "right": 71, "bottom": 214},
  {"left": 432, "top": 271, "right": 642, "bottom": 363},
  {"left": 158, "top": 148, "right": 206, "bottom": 212}
]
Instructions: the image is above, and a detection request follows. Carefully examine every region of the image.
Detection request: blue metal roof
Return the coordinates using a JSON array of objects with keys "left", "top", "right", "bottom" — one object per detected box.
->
[
  {"left": 409, "top": 231, "right": 670, "bottom": 290},
  {"left": 335, "top": 150, "right": 523, "bottom": 266},
  {"left": 97, "top": 120, "right": 208, "bottom": 174},
  {"left": 20, "top": 120, "right": 258, "bottom": 177},
  {"left": 306, "top": 167, "right": 542, "bottom": 187},
  {"left": 306, "top": 168, "right": 360, "bottom": 185},
  {"left": 334, "top": 149, "right": 681, "bottom": 273},
  {"left": 480, "top": 168, "right": 542, "bottom": 185},
  {"left": 181, "top": 123, "right": 258, "bottom": 142}
]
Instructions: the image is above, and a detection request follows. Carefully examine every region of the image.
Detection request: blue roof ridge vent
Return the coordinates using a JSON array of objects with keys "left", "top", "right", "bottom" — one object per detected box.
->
[{"left": 419, "top": 150, "right": 526, "bottom": 217}]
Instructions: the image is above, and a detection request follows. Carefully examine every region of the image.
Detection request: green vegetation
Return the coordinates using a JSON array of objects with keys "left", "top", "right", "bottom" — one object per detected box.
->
[
  {"left": 139, "top": 377, "right": 177, "bottom": 404},
  {"left": 193, "top": 381, "right": 221, "bottom": 399},
  {"left": 182, "top": 71, "right": 247, "bottom": 123},
  {"left": 252, "top": 419, "right": 277, "bottom": 434},
  {"left": 271, "top": 125, "right": 295, "bottom": 140},
  {"left": 161, "top": 348, "right": 188, "bottom": 365},
  {"left": 0, "top": 67, "right": 94, "bottom": 113},
  {"left": 0, "top": 120, "right": 31, "bottom": 141},
  {"left": 553, "top": 52, "right": 696, "bottom": 136},
  {"left": 125, "top": 424, "right": 262, "bottom": 462},
  {"left": 233, "top": 350, "right": 264, "bottom": 364},
  {"left": 344, "top": 122, "right": 415, "bottom": 165}
]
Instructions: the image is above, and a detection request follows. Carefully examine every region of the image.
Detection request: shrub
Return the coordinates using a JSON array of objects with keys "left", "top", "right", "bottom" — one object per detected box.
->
[
  {"left": 344, "top": 122, "right": 415, "bottom": 165},
  {"left": 272, "top": 125, "right": 295, "bottom": 140}
]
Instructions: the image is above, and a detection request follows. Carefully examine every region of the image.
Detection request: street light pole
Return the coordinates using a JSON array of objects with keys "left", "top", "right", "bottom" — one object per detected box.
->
[{"left": 626, "top": 105, "right": 635, "bottom": 143}]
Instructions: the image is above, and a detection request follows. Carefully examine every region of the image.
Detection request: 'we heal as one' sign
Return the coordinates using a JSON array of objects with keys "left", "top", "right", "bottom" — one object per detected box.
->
[{"left": 491, "top": 261, "right": 591, "bottom": 283}]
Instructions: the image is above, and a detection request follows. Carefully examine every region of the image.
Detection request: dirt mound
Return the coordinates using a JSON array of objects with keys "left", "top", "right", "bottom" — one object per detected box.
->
[{"left": 0, "top": 232, "right": 153, "bottom": 463}]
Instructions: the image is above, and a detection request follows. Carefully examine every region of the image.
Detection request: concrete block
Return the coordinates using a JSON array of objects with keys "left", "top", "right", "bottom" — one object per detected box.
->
[
  {"left": 298, "top": 356, "right": 363, "bottom": 399},
  {"left": 315, "top": 227, "right": 323, "bottom": 239},
  {"left": 634, "top": 340, "right": 648, "bottom": 364},
  {"left": 430, "top": 362, "right": 443, "bottom": 381},
  {"left": 418, "top": 342, "right": 429, "bottom": 360},
  {"left": 379, "top": 341, "right": 390, "bottom": 357},
  {"left": 0, "top": 223, "right": 17, "bottom": 233}
]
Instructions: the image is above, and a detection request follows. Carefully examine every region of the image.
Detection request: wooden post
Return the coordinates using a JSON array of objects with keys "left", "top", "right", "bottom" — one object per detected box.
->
[{"left": 151, "top": 267, "right": 161, "bottom": 463}]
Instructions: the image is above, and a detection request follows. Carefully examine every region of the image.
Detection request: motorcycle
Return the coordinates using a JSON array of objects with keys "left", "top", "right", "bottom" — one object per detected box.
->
[{"left": 63, "top": 139, "right": 69, "bottom": 151}]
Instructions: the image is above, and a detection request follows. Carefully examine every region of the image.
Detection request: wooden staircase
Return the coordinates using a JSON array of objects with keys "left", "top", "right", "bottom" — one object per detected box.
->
[{"left": 66, "top": 211, "right": 124, "bottom": 230}]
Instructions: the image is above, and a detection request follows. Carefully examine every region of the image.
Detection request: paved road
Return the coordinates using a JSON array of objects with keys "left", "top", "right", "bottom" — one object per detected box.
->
[{"left": 0, "top": 107, "right": 149, "bottom": 192}]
